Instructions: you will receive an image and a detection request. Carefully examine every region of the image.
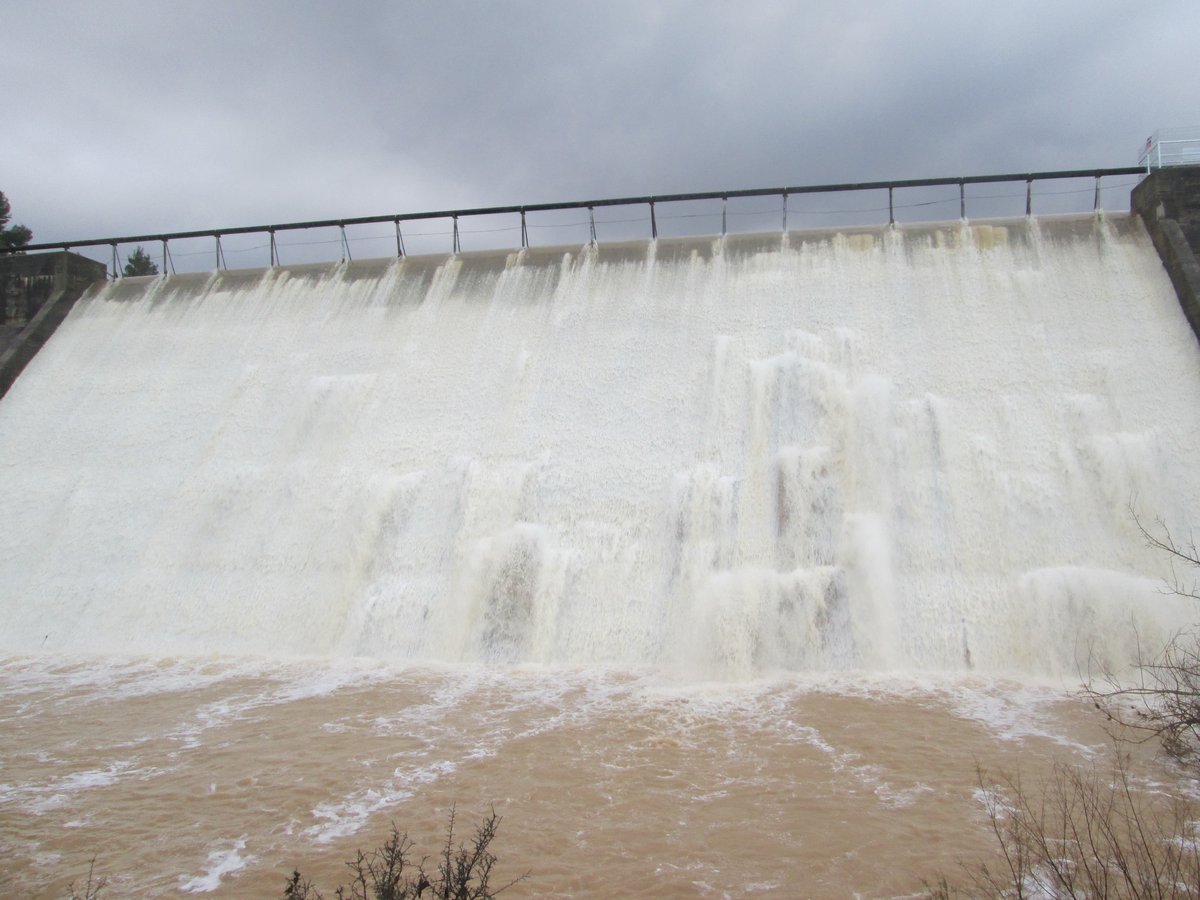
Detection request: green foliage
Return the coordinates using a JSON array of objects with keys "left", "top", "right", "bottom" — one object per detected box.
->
[
  {"left": 0, "top": 190, "right": 33, "bottom": 251},
  {"left": 123, "top": 246, "right": 159, "bottom": 277}
]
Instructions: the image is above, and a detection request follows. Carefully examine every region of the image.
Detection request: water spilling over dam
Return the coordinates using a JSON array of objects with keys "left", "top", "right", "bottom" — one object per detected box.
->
[
  {"left": 5, "top": 210, "right": 1200, "bottom": 894},
  {"left": 1, "top": 214, "right": 1198, "bottom": 676}
]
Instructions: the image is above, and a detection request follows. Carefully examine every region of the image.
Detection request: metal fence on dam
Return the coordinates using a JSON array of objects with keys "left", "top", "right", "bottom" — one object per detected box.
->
[{"left": 1, "top": 167, "right": 1147, "bottom": 277}]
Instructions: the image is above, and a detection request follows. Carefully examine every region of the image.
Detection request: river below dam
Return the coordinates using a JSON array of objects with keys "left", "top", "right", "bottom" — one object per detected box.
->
[{"left": 0, "top": 657, "right": 1176, "bottom": 897}]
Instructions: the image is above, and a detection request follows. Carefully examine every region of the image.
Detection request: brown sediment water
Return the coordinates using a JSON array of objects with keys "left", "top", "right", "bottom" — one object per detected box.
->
[{"left": 0, "top": 657, "right": 1172, "bottom": 897}]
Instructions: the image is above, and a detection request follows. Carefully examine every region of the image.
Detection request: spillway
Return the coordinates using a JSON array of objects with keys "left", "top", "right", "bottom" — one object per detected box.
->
[
  {"left": 6, "top": 212, "right": 1200, "bottom": 896},
  {"left": 1, "top": 214, "right": 1198, "bottom": 676}
]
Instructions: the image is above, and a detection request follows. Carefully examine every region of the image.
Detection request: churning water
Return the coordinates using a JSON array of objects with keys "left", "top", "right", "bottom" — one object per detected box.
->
[{"left": 1, "top": 214, "right": 1199, "bottom": 895}]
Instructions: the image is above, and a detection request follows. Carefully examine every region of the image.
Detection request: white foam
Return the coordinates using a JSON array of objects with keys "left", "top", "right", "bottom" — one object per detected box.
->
[
  {"left": 2, "top": 760, "right": 146, "bottom": 816},
  {"left": 0, "top": 219, "right": 1198, "bottom": 677},
  {"left": 178, "top": 837, "right": 254, "bottom": 893},
  {"left": 306, "top": 759, "right": 457, "bottom": 843}
]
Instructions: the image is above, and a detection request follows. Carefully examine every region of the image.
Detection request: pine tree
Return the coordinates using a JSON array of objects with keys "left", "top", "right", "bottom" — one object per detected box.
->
[
  {"left": 123, "top": 246, "right": 159, "bottom": 277},
  {"left": 0, "top": 191, "right": 33, "bottom": 251}
]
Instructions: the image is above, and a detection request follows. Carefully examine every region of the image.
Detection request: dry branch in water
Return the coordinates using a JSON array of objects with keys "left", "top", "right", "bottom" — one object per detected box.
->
[
  {"left": 283, "top": 808, "right": 523, "bottom": 900},
  {"left": 67, "top": 858, "right": 106, "bottom": 900},
  {"left": 930, "top": 509, "right": 1200, "bottom": 896},
  {"left": 928, "top": 758, "right": 1200, "bottom": 898}
]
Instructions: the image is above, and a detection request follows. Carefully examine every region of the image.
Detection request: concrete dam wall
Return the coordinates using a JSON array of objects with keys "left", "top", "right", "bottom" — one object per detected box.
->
[{"left": 1, "top": 214, "right": 1198, "bottom": 677}]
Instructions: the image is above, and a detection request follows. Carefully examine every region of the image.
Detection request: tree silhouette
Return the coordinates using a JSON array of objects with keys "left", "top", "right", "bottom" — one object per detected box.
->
[
  {"left": 123, "top": 246, "right": 159, "bottom": 277},
  {"left": 0, "top": 191, "right": 32, "bottom": 251}
]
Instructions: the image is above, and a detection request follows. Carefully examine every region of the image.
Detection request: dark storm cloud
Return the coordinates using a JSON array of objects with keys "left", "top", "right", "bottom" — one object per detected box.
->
[{"left": 2, "top": 0, "right": 1196, "bottom": 247}]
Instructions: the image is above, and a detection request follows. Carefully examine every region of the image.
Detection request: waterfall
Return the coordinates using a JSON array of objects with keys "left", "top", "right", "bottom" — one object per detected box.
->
[{"left": 1, "top": 216, "right": 1197, "bottom": 676}]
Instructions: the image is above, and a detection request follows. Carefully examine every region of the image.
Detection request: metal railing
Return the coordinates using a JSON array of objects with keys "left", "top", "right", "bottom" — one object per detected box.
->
[
  {"left": 1138, "top": 127, "right": 1200, "bottom": 171},
  {"left": 1, "top": 167, "right": 1145, "bottom": 277}
]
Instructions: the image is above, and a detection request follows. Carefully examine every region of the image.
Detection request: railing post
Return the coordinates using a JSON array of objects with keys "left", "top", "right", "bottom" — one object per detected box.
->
[
  {"left": 215, "top": 235, "right": 226, "bottom": 271},
  {"left": 111, "top": 242, "right": 119, "bottom": 279},
  {"left": 1093, "top": 175, "right": 1101, "bottom": 211},
  {"left": 721, "top": 194, "right": 727, "bottom": 236},
  {"left": 161, "top": 238, "right": 168, "bottom": 274},
  {"left": 394, "top": 217, "right": 405, "bottom": 257},
  {"left": 452, "top": 216, "right": 460, "bottom": 254},
  {"left": 339, "top": 224, "right": 352, "bottom": 261},
  {"left": 588, "top": 206, "right": 597, "bottom": 244},
  {"left": 1025, "top": 179, "right": 1032, "bottom": 216},
  {"left": 649, "top": 201, "right": 657, "bottom": 240},
  {"left": 888, "top": 187, "right": 894, "bottom": 226},
  {"left": 959, "top": 181, "right": 966, "bottom": 220},
  {"left": 269, "top": 229, "right": 278, "bottom": 267},
  {"left": 781, "top": 191, "right": 788, "bottom": 233},
  {"left": 520, "top": 209, "right": 528, "bottom": 249}
]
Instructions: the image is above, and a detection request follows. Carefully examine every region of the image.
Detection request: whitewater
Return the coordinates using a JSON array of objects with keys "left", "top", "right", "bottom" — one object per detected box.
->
[{"left": 2, "top": 213, "right": 1200, "bottom": 895}]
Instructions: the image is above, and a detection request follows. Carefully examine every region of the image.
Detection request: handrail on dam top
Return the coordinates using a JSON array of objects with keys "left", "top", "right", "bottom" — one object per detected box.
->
[{"left": 2, "top": 167, "right": 1147, "bottom": 277}]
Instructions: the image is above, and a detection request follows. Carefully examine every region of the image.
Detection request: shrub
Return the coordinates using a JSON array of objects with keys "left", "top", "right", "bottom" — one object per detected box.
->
[
  {"left": 930, "top": 509, "right": 1200, "bottom": 897},
  {"left": 1083, "top": 511, "right": 1200, "bottom": 769},
  {"left": 284, "top": 808, "right": 522, "bottom": 900},
  {"left": 928, "top": 758, "right": 1200, "bottom": 898},
  {"left": 67, "top": 858, "right": 106, "bottom": 900}
]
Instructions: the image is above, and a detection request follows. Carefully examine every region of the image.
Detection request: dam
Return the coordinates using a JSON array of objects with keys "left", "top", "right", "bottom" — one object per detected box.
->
[
  {"left": 2, "top": 214, "right": 1198, "bottom": 672},
  {"left": 2, "top": 185, "right": 1200, "bottom": 893}
]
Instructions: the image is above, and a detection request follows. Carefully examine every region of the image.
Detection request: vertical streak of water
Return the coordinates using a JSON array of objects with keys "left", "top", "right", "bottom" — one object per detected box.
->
[{"left": 0, "top": 217, "right": 1197, "bottom": 676}]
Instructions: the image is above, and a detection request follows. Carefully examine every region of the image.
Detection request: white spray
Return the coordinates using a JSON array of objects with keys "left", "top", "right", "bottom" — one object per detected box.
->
[{"left": 0, "top": 217, "right": 1197, "bottom": 677}]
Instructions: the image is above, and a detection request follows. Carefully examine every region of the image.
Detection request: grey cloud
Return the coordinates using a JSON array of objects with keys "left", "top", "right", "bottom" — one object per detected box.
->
[{"left": 2, "top": 0, "right": 1197, "bottom": 251}]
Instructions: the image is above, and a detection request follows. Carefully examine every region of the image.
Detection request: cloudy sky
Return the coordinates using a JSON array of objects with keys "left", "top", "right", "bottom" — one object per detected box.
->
[{"left": 3, "top": 0, "right": 1197, "bottom": 263}]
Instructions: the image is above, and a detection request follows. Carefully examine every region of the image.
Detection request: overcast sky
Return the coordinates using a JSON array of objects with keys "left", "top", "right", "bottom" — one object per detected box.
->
[{"left": 3, "top": 0, "right": 1197, "bottom": 260}]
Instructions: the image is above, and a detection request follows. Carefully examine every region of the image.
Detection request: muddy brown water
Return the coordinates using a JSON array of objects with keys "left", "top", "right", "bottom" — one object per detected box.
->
[{"left": 1, "top": 656, "right": 1183, "bottom": 898}]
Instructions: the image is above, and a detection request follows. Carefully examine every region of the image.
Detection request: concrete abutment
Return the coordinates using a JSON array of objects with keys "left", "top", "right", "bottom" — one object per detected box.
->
[
  {"left": 0, "top": 251, "right": 108, "bottom": 399},
  {"left": 1132, "top": 166, "right": 1200, "bottom": 347}
]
